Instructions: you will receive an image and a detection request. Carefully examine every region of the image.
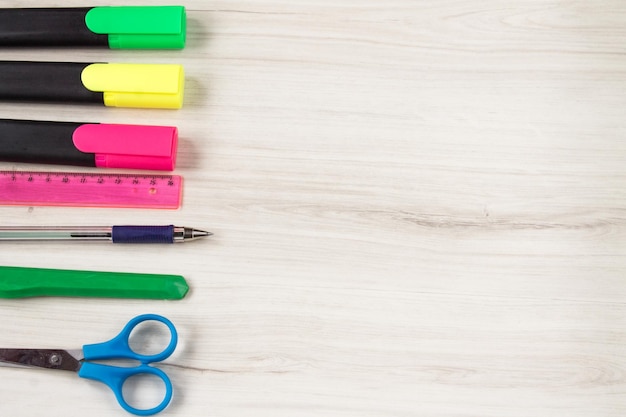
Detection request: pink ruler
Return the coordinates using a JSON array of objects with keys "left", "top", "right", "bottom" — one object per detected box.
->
[{"left": 0, "top": 170, "right": 182, "bottom": 209}]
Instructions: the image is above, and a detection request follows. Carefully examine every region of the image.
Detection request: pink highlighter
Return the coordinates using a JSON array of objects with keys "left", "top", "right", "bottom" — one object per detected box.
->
[{"left": 0, "top": 118, "right": 177, "bottom": 171}]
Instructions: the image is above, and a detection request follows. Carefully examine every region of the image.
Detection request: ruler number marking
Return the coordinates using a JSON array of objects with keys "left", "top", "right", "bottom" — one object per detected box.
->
[{"left": 0, "top": 171, "right": 181, "bottom": 209}]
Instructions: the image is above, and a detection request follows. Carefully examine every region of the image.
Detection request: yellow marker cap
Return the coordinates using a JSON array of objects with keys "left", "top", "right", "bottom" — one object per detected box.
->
[{"left": 81, "top": 63, "right": 184, "bottom": 109}]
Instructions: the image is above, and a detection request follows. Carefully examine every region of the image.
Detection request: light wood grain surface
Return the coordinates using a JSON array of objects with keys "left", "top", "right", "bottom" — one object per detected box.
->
[{"left": 0, "top": 1, "right": 625, "bottom": 416}]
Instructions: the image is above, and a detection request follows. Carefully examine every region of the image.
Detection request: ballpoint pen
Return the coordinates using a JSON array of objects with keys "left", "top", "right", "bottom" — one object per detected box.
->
[{"left": 0, "top": 225, "right": 211, "bottom": 244}]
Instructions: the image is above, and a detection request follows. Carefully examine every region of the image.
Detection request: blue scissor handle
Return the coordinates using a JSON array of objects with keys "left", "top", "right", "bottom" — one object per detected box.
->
[
  {"left": 78, "top": 362, "right": 172, "bottom": 416},
  {"left": 78, "top": 314, "right": 178, "bottom": 415},
  {"left": 82, "top": 314, "right": 177, "bottom": 363}
]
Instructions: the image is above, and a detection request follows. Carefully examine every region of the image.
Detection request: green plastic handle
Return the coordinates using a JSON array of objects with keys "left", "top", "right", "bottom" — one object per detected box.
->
[{"left": 0, "top": 266, "right": 188, "bottom": 300}]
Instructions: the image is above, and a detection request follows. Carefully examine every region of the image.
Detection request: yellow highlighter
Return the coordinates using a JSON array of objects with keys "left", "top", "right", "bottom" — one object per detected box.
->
[{"left": 0, "top": 61, "right": 184, "bottom": 109}]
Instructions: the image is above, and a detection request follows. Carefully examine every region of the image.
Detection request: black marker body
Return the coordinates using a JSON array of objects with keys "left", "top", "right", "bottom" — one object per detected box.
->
[
  {"left": 0, "top": 8, "right": 107, "bottom": 47},
  {"left": 0, "top": 119, "right": 94, "bottom": 166},
  {"left": 0, "top": 61, "right": 103, "bottom": 104}
]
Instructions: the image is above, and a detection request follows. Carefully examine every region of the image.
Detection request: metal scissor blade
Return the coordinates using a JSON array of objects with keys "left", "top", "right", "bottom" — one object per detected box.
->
[{"left": 0, "top": 349, "right": 81, "bottom": 372}]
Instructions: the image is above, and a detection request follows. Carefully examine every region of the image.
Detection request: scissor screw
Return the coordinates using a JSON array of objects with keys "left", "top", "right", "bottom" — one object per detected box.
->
[{"left": 48, "top": 353, "right": 62, "bottom": 366}]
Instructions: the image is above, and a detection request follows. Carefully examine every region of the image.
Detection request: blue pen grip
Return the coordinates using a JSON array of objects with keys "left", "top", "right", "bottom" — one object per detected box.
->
[{"left": 112, "top": 225, "right": 174, "bottom": 244}]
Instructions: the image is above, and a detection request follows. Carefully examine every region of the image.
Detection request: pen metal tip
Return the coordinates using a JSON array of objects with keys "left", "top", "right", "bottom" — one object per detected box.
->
[{"left": 190, "top": 229, "right": 212, "bottom": 240}]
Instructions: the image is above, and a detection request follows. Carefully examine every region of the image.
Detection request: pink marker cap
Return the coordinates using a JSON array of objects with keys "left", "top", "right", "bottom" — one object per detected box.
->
[{"left": 72, "top": 123, "right": 177, "bottom": 171}]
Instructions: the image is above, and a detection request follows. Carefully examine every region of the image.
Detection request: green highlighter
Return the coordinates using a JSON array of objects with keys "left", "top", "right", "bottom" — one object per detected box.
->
[
  {"left": 0, "top": 266, "right": 188, "bottom": 300},
  {"left": 0, "top": 6, "right": 186, "bottom": 49}
]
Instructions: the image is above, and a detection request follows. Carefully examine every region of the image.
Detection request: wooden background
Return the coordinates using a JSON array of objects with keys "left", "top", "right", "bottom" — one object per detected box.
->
[{"left": 0, "top": 1, "right": 625, "bottom": 416}]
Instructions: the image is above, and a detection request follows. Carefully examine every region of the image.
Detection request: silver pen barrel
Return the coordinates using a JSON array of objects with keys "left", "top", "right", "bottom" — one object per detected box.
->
[{"left": 0, "top": 226, "right": 113, "bottom": 241}]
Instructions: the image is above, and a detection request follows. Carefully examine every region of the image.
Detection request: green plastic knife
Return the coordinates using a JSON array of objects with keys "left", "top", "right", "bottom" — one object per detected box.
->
[{"left": 0, "top": 266, "right": 188, "bottom": 299}]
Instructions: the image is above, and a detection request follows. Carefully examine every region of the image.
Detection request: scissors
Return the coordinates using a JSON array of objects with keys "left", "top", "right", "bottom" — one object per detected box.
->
[{"left": 0, "top": 314, "right": 177, "bottom": 416}]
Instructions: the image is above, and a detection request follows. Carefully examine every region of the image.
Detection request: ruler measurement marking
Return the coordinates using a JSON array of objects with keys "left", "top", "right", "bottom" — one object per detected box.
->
[{"left": 0, "top": 171, "right": 182, "bottom": 209}]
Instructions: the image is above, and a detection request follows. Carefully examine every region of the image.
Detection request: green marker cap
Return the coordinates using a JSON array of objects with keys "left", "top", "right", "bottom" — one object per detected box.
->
[
  {"left": 0, "top": 266, "right": 189, "bottom": 300},
  {"left": 85, "top": 6, "right": 186, "bottom": 50}
]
